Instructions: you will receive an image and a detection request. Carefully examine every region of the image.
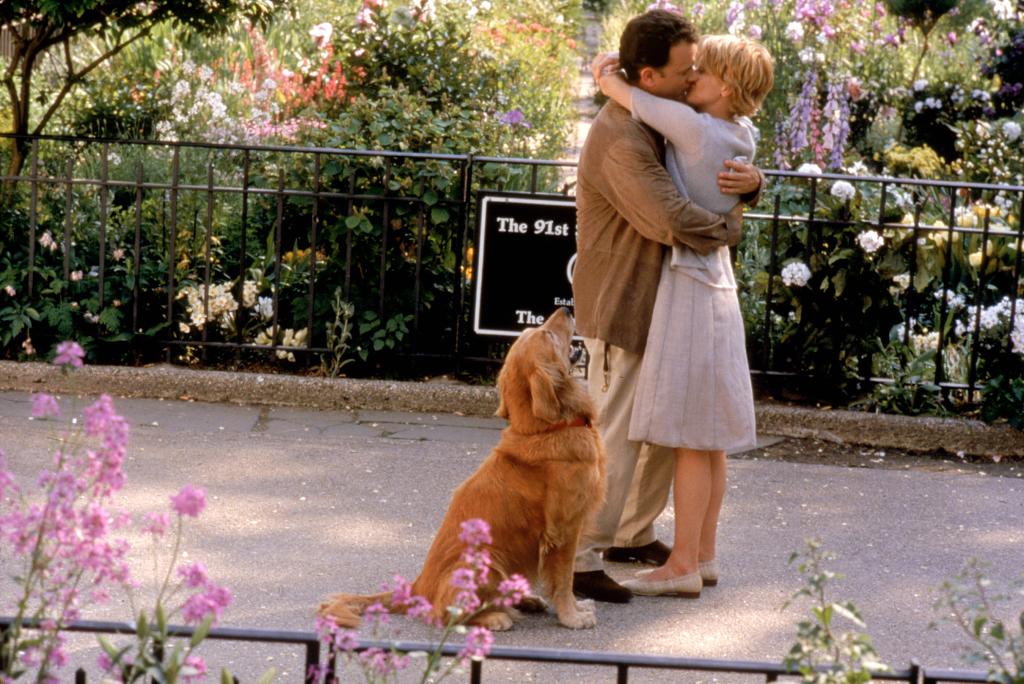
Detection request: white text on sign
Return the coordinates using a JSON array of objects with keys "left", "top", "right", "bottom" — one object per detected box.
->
[
  {"left": 497, "top": 217, "right": 570, "bottom": 236},
  {"left": 516, "top": 310, "right": 546, "bottom": 325}
]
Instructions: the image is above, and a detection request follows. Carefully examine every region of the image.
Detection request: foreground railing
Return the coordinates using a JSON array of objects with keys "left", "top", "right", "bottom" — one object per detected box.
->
[
  {"left": 0, "top": 616, "right": 993, "bottom": 683},
  {"left": 1, "top": 133, "right": 1022, "bottom": 402}
]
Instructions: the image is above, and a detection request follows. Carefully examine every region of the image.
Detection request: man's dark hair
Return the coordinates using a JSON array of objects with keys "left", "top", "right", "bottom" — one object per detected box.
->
[{"left": 619, "top": 10, "right": 700, "bottom": 83}]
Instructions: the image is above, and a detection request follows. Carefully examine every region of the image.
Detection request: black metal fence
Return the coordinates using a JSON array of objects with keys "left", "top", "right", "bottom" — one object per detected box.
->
[
  {"left": 1, "top": 133, "right": 1022, "bottom": 400},
  {"left": 0, "top": 616, "right": 993, "bottom": 683}
]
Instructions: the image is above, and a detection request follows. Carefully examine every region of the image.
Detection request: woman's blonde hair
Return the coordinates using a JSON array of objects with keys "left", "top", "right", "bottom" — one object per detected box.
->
[{"left": 697, "top": 34, "right": 775, "bottom": 117}]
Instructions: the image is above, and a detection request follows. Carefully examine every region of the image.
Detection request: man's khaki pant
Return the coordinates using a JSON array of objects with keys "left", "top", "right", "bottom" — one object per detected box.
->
[{"left": 574, "top": 338, "right": 674, "bottom": 573}]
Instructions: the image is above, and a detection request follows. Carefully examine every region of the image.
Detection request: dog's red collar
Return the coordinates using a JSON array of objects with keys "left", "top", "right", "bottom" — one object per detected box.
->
[{"left": 544, "top": 417, "right": 591, "bottom": 432}]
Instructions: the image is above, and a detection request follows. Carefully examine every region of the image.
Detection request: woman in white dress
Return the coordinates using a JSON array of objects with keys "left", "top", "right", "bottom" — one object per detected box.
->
[{"left": 592, "top": 35, "right": 774, "bottom": 596}]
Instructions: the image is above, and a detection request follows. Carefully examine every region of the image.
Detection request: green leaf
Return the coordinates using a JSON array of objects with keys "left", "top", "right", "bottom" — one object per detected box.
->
[
  {"left": 221, "top": 668, "right": 235, "bottom": 684},
  {"left": 345, "top": 214, "right": 363, "bottom": 229},
  {"left": 431, "top": 207, "right": 450, "bottom": 224},
  {"left": 255, "top": 667, "right": 278, "bottom": 684},
  {"left": 832, "top": 602, "right": 866, "bottom": 627},
  {"left": 191, "top": 614, "right": 214, "bottom": 648},
  {"left": 136, "top": 611, "right": 150, "bottom": 640}
]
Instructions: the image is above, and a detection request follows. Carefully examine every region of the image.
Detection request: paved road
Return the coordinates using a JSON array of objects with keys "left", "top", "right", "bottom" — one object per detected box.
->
[{"left": 1, "top": 390, "right": 1021, "bottom": 682}]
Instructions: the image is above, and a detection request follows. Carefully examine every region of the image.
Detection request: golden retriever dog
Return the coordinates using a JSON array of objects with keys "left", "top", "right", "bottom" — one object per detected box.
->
[{"left": 318, "top": 307, "right": 606, "bottom": 630}]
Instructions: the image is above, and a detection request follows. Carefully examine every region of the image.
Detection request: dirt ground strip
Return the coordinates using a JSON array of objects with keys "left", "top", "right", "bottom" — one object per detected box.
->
[{"left": 739, "top": 436, "right": 1023, "bottom": 478}]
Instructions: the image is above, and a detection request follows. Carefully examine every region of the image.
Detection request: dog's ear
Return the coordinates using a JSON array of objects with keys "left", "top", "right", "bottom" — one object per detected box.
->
[
  {"left": 495, "top": 392, "right": 509, "bottom": 419},
  {"left": 529, "top": 364, "right": 562, "bottom": 423}
]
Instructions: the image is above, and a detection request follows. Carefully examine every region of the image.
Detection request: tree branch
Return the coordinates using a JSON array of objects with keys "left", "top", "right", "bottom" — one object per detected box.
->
[{"left": 32, "top": 26, "right": 152, "bottom": 135}]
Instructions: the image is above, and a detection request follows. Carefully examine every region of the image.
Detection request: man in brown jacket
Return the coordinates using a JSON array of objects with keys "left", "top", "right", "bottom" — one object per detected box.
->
[{"left": 572, "top": 9, "right": 763, "bottom": 603}]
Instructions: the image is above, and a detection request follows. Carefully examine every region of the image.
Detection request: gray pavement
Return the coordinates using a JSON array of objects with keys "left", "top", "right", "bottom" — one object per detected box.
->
[{"left": 1, "top": 389, "right": 1022, "bottom": 682}]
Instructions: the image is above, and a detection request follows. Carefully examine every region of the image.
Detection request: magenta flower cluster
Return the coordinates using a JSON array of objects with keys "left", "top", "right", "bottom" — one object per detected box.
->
[
  {"left": 314, "top": 518, "right": 532, "bottom": 683},
  {"left": 1, "top": 343, "right": 233, "bottom": 681}
]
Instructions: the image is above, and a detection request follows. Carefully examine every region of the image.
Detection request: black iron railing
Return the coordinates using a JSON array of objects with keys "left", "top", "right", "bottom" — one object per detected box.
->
[
  {"left": 0, "top": 616, "right": 993, "bottom": 683},
  {"left": 1, "top": 133, "right": 1022, "bottom": 399}
]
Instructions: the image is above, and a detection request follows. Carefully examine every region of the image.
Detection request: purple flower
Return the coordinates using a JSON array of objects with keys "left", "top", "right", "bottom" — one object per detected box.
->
[
  {"left": 178, "top": 561, "right": 209, "bottom": 588},
  {"left": 388, "top": 574, "right": 413, "bottom": 605},
  {"left": 171, "top": 484, "right": 206, "bottom": 517},
  {"left": 405, "top": 595, "right": 436, "bottom": 623},
  {"left": 31, "top": 393, "right": 60, "bottom": 419},
  {"left": 182, "top": 583, "right": 231, "bottom": 624},
  {"left": 458, "top": 626, "right": 494, "bottom": 661},
  {"left": 499, "top": 109, "right": 531, "bottom": 128},
  {"left": 821, "top": 79, "right": 851, "bottom": 170},
  {"left": 458, "top": 518, "right": 492, "bottom": 546},
  {"left": 142, "top": 511, "right": 170, "bottom": 537},
  {"left": 364, "top": 601, "right": 391, "bottom": 627},
  {"left": 497, "top": 574, "right": 531, "bottom": 607},
  {"left": 451, "top": 567, "right": 477, "bottom": 590},
  {"left": 53, "top": 341, "right": 84, "bottom": 367},
  {"left": 182, "top": 655, "right": 207, "bottom": 682}
]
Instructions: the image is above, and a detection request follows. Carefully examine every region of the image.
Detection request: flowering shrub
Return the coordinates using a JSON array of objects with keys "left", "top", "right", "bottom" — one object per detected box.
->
[
  {"left": 314, "top": 518, "right": 531, "bottom": 683},
  {"left": 602, "top": 0, "right": 1022, "bottom": 175},
  {"left": 0, "top": 345, "right": 240, "bottom": 682}
]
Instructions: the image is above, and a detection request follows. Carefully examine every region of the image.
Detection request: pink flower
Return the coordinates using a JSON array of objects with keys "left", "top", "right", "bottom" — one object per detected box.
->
[
  {"left": 458, "top": 518, "right": 492, "bottom": 547},
  {"left": 178, "top": 561, "right": 209, "bottom": 588},
  {"left": 142, "top": 511, "right": 170, "bottom": 537},
  {"left": 182, "top": 583, "right": 231, "bottom": 624},
  {"left": 364, "top": 601, "right": 391, "bottom": 627},
  {"left": 182, "top": 654, "right": 207, "bottom": 682},
  {"left": 171, "top": 484, "right": 206, "bottom": 517},
  {"left": 451, "top": 567, "right": 477, "bottom": 591},
  {"left": 52, "top": 340, "right": 85, "bottom": 367},
  {"left": 388, "top": 574, "right": 413, "bottom": 605},
  {"left": 3, "top": 285, "right": 14, "bottom": 296},
  {"left": 405, "top": 595, "right": 436, "bottom": 624},
  {"left": 31, "top": 393, "right": 60, "bottom": 418},
  {"left": 497, "top": 574, "right": 531, "bottom": 607},
  {"left": 458, "top": 626, "right": 493, "bottom": 661}
]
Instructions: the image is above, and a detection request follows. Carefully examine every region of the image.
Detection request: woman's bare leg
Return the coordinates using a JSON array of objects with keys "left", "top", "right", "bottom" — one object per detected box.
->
[
  {"left": 699, "top": 450, "right": 727, "bottom": 563},
  {"left": 643, "top": 448, "right": 712, "bottom": 581}
]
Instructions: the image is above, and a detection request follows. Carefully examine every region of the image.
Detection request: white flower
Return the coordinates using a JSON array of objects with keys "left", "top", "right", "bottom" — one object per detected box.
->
[
  {"left": 1002, "top": 121, "right": 1021, "bottom": 142},
  {"left": 990, "top": 0, "right": 1016, "bottom": 19},
  {"left": 179, "top": 322, "right": 191, "bottom": 334},
  {"left": 256, "top": 296, "right": 274, "bottom": 320},
  {"left": 781, "top": 261, "right": 812, "bottom": 287},
  {"left": 914, "top": 101, "right": 924, "bottom": 114},
  {"left": 913, "top": 79, "right": 929, "bottom": 91},
  {"left": 242, "top": 280, "right": 259, "bottom": 308},
  {"left": 892, "top": 273, "right": 910, "bottom": 291},
  {"left": 797, "top": 162, "right": 822, "bottom": 175},
  {"left": 309, "top": 22, "right": 333, "bottom": 48},
  {"left": 112, "top": 247, "right": 125, "bottom": 261},
  {"left": 172, "top": 80, "right": 191, "bottom": 103},
  {"left": 3, "top": 285, "right": 15, "bottom": 296},
  {"left": 261, "top": 78, "right": 277, "bottom": 92},
  {"left": 798, "top": 47, "right": 819, "bottom": 64},
  {"left": 70, "top": 270, "right": 84, "bottom": 282},
  {"left": 198, "top": 65, "right": 213, "bottom": 82},
  {"left": 84, "top": 312, "right": 100, "bottom": 324},
  {"left": 844, "top": 161, "right": 869, "bottom": 176},
  {"left": 785, "top": 21, "right": 804, "bottom": 42},
  {"left": 857, "top": 230, "right": 884, "bottom": 253},
  {"left": 830, "top": 180, "right": 856, "bottom": 201}
]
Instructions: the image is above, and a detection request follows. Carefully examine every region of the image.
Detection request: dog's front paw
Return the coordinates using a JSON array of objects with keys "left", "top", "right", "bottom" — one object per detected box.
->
[
  {"left": 558, "top": 609, "right": 598, "bottom": 630},
  {"left": 516, "top": 595, "right": 549, "bottom": 613},
  {"left": 473, "top": 610, "right": 515, "bottom": 631},
  {"left": 575, "top": 598, "right": 596, "bottom": 614}
]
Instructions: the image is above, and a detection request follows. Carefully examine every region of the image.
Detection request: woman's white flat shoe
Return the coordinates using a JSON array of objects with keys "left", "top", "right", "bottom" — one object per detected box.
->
[
  {"left": 699, "top": 559, "right": 719, "bottom": 587},
  {"left": 621, "top": 571, "right": 702, "bottom": 598}
]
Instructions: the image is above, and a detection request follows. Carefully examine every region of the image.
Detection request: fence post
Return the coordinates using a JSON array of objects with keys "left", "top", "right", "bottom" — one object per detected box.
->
[
  {"left": 166, "top": 145, "right": 180, "bottom": 363},
  {"left": 27, "top": 138, "right": 39, "bottom": 298},
  {"left": 304, "top": 639, "right": 321, "bottom": 684}
]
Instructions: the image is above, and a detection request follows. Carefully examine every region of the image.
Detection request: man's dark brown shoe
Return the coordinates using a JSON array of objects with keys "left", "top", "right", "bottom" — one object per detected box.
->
[
  {"left": 573, "top": 570, "right": 633, "bottom": 603},
  {"left": 603, "top": 540, "right": 672, "bottom": 566}
]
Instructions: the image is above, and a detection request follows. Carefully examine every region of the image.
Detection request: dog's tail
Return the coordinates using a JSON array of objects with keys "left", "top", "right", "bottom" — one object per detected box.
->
[{"left": 318, "top": 591, "right": 395, "bottom": 628}]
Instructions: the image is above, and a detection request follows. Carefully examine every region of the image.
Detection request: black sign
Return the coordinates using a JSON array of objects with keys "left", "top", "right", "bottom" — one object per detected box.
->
[{"left": 473, "top": 194, "right": 577, "bottom": 337}]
